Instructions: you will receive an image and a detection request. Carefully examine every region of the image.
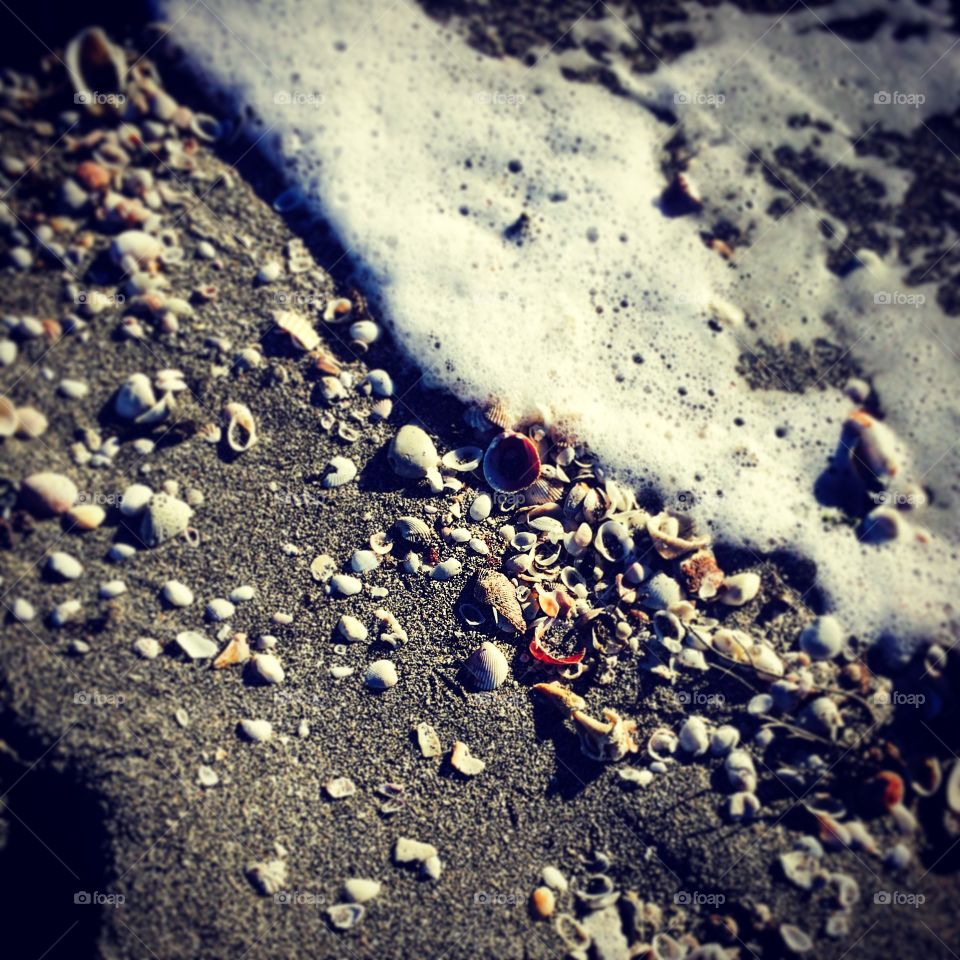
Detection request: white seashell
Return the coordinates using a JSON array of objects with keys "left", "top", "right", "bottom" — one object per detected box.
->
[
  {"left": 395, "top": 515, "right": 432, "bottom": 543},
  {"left": 450, "top": 740, "right": 486, "bottom": 776},
  {"left": 388, "top": 425, "right": 439, "bottom": 479},
  {"left": 176, "top": 630, "right": 217, "bottom": 659},
  {"left": 394, "top": 837, "right": 437, "bottom": 864},
  {"left": 349, "top": 320, "right": 380, "bottom": 346},
  {"left": 133, "top": 636, "right": 161, "bottom": 659},
  {"left": 99, "top": 580, "right": 127, "bottom": 599},
  {"left": 647, "top": 727, "right": 679, "bottom": 762},
  {"left": 230, "top": 585, "right": 256, "bottom": 603},
  {"left": 726, "top": 791, "right": 761, "bottom": 822},
  {"left": 463, "top": 641, "right": 509, "bottom": 691},
  {"left": 11, "top": 598, "right": 36, "bottom": 622},
  {"left": 323, "top": 297, "right": 353, "bottom": 323},
  {"left": 20, "top": 472, "right": 78, "bottom": 516},
  {"left": 273, "top": 309, "right": 319, "bottom": 351},
  {"left": 678, "top": 716, "right": 709, "bottom": 756},
  {"left": 120, "top": 482, "right": 153, "bottom": 517},
  {"left": 114, "top": 372, "right": 156, "bottom": 420},
  {"left": 322, "top": 456, "right": 358, "bottom": 488},
  {"left": 337, "top": 615, "right": 368, "bottom": 643},
  {"left": 206, "top": 598, "right": 236, "bottom": 621},
  {"left": 223, "top": 402, "right": 257, "bottom": 453},
  {"left": 66, "top": 28, "right": 127, "bottom": 116},
  {"left": 50, "top": 599, "right": 82, "bottom": 627},
  {"left": 466, "top": 493, "right": 492, "bottom": 522},
  {"left": 363, "top": 369, "right": 394, "bottom": 397},
  {"left": 162, "top": 580, "right": 194, "bottom": 607},
  {"left": 431, "top": 557, "right": 462, "bottom": 580},
  {"left": 343, "top": 879, "right": 381, "bottom": 904},
  {"left": 719, "top": 572, "right": 761, "bottom": 606},
  {"left": 365, "top": 658, "right": 398, "bottom": 690},
  {"left": 249, "top": 653, "right": 285, "bottom": 685},
  {"left": 0, "top": 396, "right": 17, "bottom": 437},
  {"left": 646, "top": 511, "right": 709, "bottom": 559},
  {"left": 510, "top": 531, "right": 538, "bottom": 551},
  {"left": 724, "top": 749, "right": 757, "bottom": 793},
  {"left": 14, "top": 406, "right": 48, "bottom": 438},
  {"left": 0, "top": 340, "right": 17, "bottom": 367},
  {"left": 640, "top": 572, "right": 683, "bottom": 611},
  {"left": 594, "top": 520, "right": 634, "bottom": 563},
  {"left": 310, "top": 554, "right": 337, "bottom": 581},
  {"left": 416, "top": 722, "right": 442, "bottom": 757},
  {"left": 139, "top": 493, "right": 193, "bottom": 547},
  {"left": 330, "top": 574, "right": 363, "bottom": 597},
  {"left": 748, "top": 643, "right": 784, "bottom": 679},
  {"left": 109, "top": 543, "right": 137, "bottom": 563},
  {"left": 45, "top": 551, "right": 84, "bottom": 580},
  {"left": 799, "top": 615, "right": 843, "bottom": 660},
  {"left": 111, "top": 230, "right": 163, "bottom": 269},
  {"left": 442, "top": 446, "right": 484, "bottom": 472},
  {"left": 946, "top": 761, "right": 960, "bottom": 814},
  {"left": 237, "top": 719, "right": 274, "bottom": 742},
  {"left": 709, "top": 725, "right": 740, "bottom": 757}
]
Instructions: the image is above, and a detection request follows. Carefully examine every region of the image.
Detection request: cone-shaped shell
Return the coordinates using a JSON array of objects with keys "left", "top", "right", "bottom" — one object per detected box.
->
[
  {"left": 463, "top": 641, "right": 509, "bottom": 691},
  {"left": 483, "top": 431, "right": 541, "bottom": 493},
  {"left": 473, "top": 570, "right": 524, "bottom": 632}
]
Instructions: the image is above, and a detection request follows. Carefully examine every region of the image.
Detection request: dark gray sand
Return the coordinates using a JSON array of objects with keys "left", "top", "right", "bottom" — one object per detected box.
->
[{"left": 1, "top": 8, "right": 959, "bottom": 960}]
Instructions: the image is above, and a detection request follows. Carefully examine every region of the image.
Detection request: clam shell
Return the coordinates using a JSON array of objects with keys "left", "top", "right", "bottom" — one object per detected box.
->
[
  {"left": 640, "top": 572, "right": 683, "bottom": 611},
  {"left": 114, "top": 372, "right": 157, "bottom": 420},
  {"left": 719, "top": 571, "right": 761, "bottom": 607},
  {"left": 388, "top": 424, "right": 438, "bottom": 479},
  {"left": 21, "top": 471, "right": 78, "bottom": 516},
  {"left": 463, "top": 641, "right": 509, "bottom": 691},
  {"left": 365, "top": 659, "right": 398, "bottom": 690},
  {"left": 442, "top": 446, "right": 484, "bottom": 472},
  {"left": 483, "top": 431, "right": 541, "bottom": 493},
  {"left": 678, "top": 716, "right": 709, "bottom": 756},
  {"left": 111, "top": 230, "right": 163, "bottom": 269},
  {"left": 394, "top": 515, "right": 432, "bottom": 543},
  {"left": 469, "top": 493, "right": 492, "bottom": 522},
  {"left": 430, "top": 557, "right": 462, "bottom": 580},
  {"left": 322, "top": 455, "right": 358, "bottom": 488},
  {"left": 223, "top": 402, "right": 257, "bottom": 453},
  {"left": 273, "top": 309, "right": 319, "bottom": 351}
]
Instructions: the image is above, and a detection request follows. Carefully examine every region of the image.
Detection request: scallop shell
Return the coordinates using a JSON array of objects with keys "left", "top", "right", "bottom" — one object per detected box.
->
[
  {"left": 463, "top": 641, "right": 509, "bottom": 691},
  {"left": 322, "top": 455, "right": 358, "bottom": 488},
  {"left": 273, "top": 309, "right": 320, "bottom": 351},
  {"left": 223, "top": 402, "right": 257, "bottom": 453},
  {"left": 473, "top": 570, "right": 524, "bottom": 633},
  {"left": 483, "top": 431, "right": 541, "bottom": 493},
  {"left": 393, "top": 516, "right": 432, "bottom": 544}
]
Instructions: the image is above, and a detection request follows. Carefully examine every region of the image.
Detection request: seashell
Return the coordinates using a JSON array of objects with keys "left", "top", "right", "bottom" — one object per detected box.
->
[
  {"left": 640, "top": 572, "right": 683, "bottom": 611},
  {"left": 337, "top": 615, "right": 368, "bottom": 643},
  {"left": 364, "top": 369, "right": 394, "bottom": 397},
  {"left": 247, "top": 652, "right": 284, "bottom": 686},
  {"left": 531, "top": 886, "right": 556, "bottom": 919},
  {"left": 473, "top": 570, "right": 524, "bottom": 632},
  {"left": 532, "top": 681, "right": 586, "bottom": 717},
  {"left": 469, "top": 493, "right": 492, "bottom": 522},
  {"left": 779, "top": 850, "right": 817, "bottom": 890},
  {"left": 885, "top": 842, "right": 912, "bottom": 870},
  {"left": 176, "top": 630, "right": 218, "bottom": 659},
  {"left": 646, "top": 511, "right": 709, "bottom": 559},
  {"left": 748, "top": 643, "right": 784, "bottom": 679},
  {"left": 718, "top": 571, "right": 761, "bottom": 606},
  {"left": 388, "top": 424, "right": 438, "bottom": 479},
  {"left": 349, "top": 320, "right": 380, "bottom": 346},
  {"left": 394, "top": 515, "right": 432, "bottom": 543},
  {"left": 726, "top": 791, "right": 761, "bottom": 822},
  {"left": 324, "top": 776, "right": 357, "bottom": 799},
  {"left": 709, "top": 725, "right": 740, "bottom": 757},
  {"left": 120, "top": 483, "right": 153, "bottom": 516},
  {"left": 779, "top": 924, "right": 813, "bottom": 955},
  {"left": 139, "top": 493, "right": 193, "bottom": 547},
  {"left": 67, "top": 504, "right": 106, "bottom": 530},
  {"left": 724, "top": 749, "right": 757, "bottom": 793},
  {"left": 647, "top": 727, "right": 679, "bottom": 762},
  {"left": 441, "top": 446, "right": 484, "bottom": 473},
  {"left": 14, "top": 406, "right": 47, "bottom": 438},
  {"left": 45, "top": 551, "right": 84, "bottom": 581},
  {"left": 803, "top": 696, "right": 843, "bottom": 739},
  {"left": 573, "top": 708, "right": 639, "bottom": 762},
  {"left": 593, "top": 520, "right": 634, "bottom": 563},
  {"left": 223, "top": 402, "right": 257, "bottom": 453},
  {"left": 65, "top": 27, "right": 127, "bottom": 117},
  {"left": 111, "top": 230, "right": 163, "bottom": 270},
  {"left": 430, "top": 556, "right": 462, "bottom": 580},
  {"left": 799, "top": 615, "right": 843, "bottom": 660},
  {"left": 21, "top": 471, "right": 78, "bottom": 516},
  {"left": 748, "top": 693, "right": 774, "bottom": 716},
  {"left": 273, "top": 309, "right": 319, "bottom": 351},
  {"left": 322, "top": 455, "right": 358, "bottom": 488},
  {"left": 350, "top": 549, "right": 379, "bottom": 573},
  {"left": 846, "top": 409, "right": 899, "bottom": 484},
  {"left": 394, "top": 836, "right": 438, "bottom": 865},
  {"left": 450, "top": 740, "right": 485, "bottom": 776},
  {"left": 206, "top": 598, "right": 235, "bottom": 622},
  {"left": 678, "top": 716, "right": 709, "bottom": 756},
  {"left": 824, "top": 912, "right": 850, "bottom": 940},
  {"left": 463, "top": 641, "right": 509, "bottom": 691},
  {"left": 365, "top": 659, "right": 398, "bottom": 690},
  {"left": 114, "top": 372, "right": 156, "bottom": 420},
  {"left": 679, "top": 549, "right": 725, "bottom": 600},
  {"left": 942, "top": 759, "right": 960, "bottom": 815},
  {"left": 213, "top": 632, "right": 250, "bottom": 669},
  {"left": 343, "top": 878, "right": 381, "bottom": 904},
  {"left": 416, "top": 721, "right": 442, "bottom": 758},
  {"left": 483, "top": 431, "right": 541, "bottom": 493},
  {"left": 0, "top": 396, "right": 17, "bottom": 437},
  {"left": 330, "top": 574, "right": 363, "bottom": 597},
  {"left": 323, "top": 297, "right": 353, "bottom": 323},
  {"left": 510, "top": 530, "right": 538, "bottom": 551}
]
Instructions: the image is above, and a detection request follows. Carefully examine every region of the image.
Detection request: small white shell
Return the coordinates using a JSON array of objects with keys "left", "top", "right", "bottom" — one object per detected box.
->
[
  {"left": 719, "top": 571, "right": 761, "bottom": 606},
  {"left": 330, "top": 574, "right": 363, "bottom": 597},
  {"left": 222, "top": 402, "right": 257, "bottom": 453},
  {"left": 469, "top": 493, "right": 492, "bottom": 522},
  {"left": 365, "top": 659, "right": 398, "bottom": 690},
  {"left": 430, "top": 557, "right": 462, "bottom": 581},
  {"left": 139, "top": 493, "right": 193, "bottom": 547},
  {"left": 594, "top": 520, "right": 634, "bottom": 563},
  {"left": 363, "top": 369, "right": 394, "bottom": 397},
  {"left": 724, "top": 749, "right": 757, "bottom": 793},
  {"left": 337, "top": 615, "right": 368, "bottom": 643},
  {"left": 640, "top": 572, "right": 683, "bottom": 610},
  {"left": 395, "top": 516, "right": 432, "bottom": 543},
  {"left": 678, "top": 716, "right": 709, "bottom": 756},
  {"left": 350, "top": 549, "right": 379, "bottom": 573},
  {"left": 114, "top": 372, "right": 156, "bottom": 420},
  {"left": 273, "top": 309, "right": 319, "bottom": 351},
  {"left": 463, "top": 641, "right": 509, "bottom": 691},
  {"left": 416, "top": 722, "right": 442, "bottom": 757},
  {"left": 322, "top": 456, "right": 358, "bottom": 488},
  {"left": 441, "top": 446, "right": 484, "bottom": 472}
]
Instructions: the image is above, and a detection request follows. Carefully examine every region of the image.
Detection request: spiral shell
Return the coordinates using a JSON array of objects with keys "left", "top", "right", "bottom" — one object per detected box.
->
[
  {"left": 473, "top": 570, "right": 524, "bottom": 633},
  {"left": 223, "top": 402, "right": 257, "bottom": 453}
]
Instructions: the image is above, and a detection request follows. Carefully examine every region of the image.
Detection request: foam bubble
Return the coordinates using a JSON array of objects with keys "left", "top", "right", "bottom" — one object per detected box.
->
[{"left": 160, "top": 0, "right": 960, "bottom": 652}]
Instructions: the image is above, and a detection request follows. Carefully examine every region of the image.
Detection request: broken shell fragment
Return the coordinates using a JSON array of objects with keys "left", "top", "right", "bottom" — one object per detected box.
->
[
  {"left": 450, "top": 740, "right": 485, "bottom": 776},
  {"left": 463, "top": 641, "right": 509, "bottom": 691},
  {"left": 572, "top": 708, "right": 639, "bottom": 762},
  {"left": 416, "top": 722, "right": 442, "bottom": 758},
  {"left": 532, "top": 681, "right": 586, "bottom": 717},
  {"left": 114, "top": 372, "right": 156, "bottom": 421},
  {"left": 223, "top": 402, "right": 257, "bottom": 453},
  {"left": 647, "top": 511, "right": 709, "bottom": 559},
  {"left": 483, "top": 431, "right": 541, "bottom": 493},
  {"left": 213, "top": 632, "right": 251, "bottom": 669}
]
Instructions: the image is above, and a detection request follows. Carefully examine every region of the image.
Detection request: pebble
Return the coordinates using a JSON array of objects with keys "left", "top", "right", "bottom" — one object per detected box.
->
[
  {"left": 325, "top": 776, "right": 357, "bottom": 799},
  {"left": 175, "top": 708, "right": 190, "bottom": 728},
  {"left": 249, "top": 653, "right": 285, "bottom": 685},
  {"left": 0, "top": 340, "right": 17, "bottom": 366},
  {"left": 11, "top": 598, "right": 36, "bottom": 622},
  {"left": 387, "top": 424, "right": 439, "bottom": 479},
  {"left": 99, "top": 580, "right": 127, "bottom": 599},
  {"left": 229, "top": 585, "right": 256, "bottom": 602},
  {"left": 162, "top": 580, "right": 194, "bottom": 607},
  {"left": 421, "top": 855, "right": 443, "bottom": 881},
  {"left": 469, "top": 493, "right": 492, "bottom": 522},
  {"left": 344, "top": 878, "right": 381, "bottom": 903},
  {"left": 67, "top": 504, "right": 106, "bottom": 530},
  {"left": 109, "top": 543, "right": 137, "bottom": 563},
  {"left": 197, "top": 765, "right": 219, "bottom": 788},
  {"left": 799, "top": 615, "right": 844, "bottom": 660},
  {"left": 175, "top": 630, "right": 218, "bottom": 659},
  {"left": 58, "top": 378, "right": 89, "bottom": 399},
  {"left": 120, "top": 483, "right": 154, "bottom": 517},
  {"left": 50, "top": 599, "right": 82, "bottom": 627},
  {"left": 272, "top": 611, "right": 294, "bottom": 625},
  {"left": 330, "top": 665, "right": 355, "bottom": 679},
  {"left": 330, "top": 574, "right": 362, "bottom": 597},
  {"left": 350, "top": 549, "right": 379, "bottom": 573},
  {"left": 206, "top": 598, "right": 236, "bottom": 621},
  {"left": 140, "top": 493, "right": 193, "bottom": 547},
  {"left": 256, "top": 260, "right": 282, "bottom": 283},
  {"left": 237, "top": 719, "right": 274, "bottom": 742},
  {"left": 365, "top": 659, "right": 399, "bottom": 690},
  {"left": 430, "top": 557, "right": 462, "bottom": 581},
  {"left": 337, "top": 615, "right": 368, "bottom": 643},
  {"left": 21, "top": 472, "right": 78, "bottom": 516},
  {"left": 542, "top": 866, "right": 568, "bottom": 893},
  {"left": 531, "top": 886, "right": 556, "bottom": 919},
  {"left": 133, "top": 636, "right": 162, "bottom": 659},
  {"left": 45, "top": 551, "right": 84, "bottom": 581},
  {"left": 394, "top": 837, "right": 437, "bottom": 864}
]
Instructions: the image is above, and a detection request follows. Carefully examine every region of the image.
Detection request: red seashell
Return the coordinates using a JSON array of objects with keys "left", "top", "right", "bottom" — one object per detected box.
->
[
  {"left": 483, "top": 431, "right": 541, "bottom": 494},
  {"left": 529, "top": 636, "right": 585, "bottom": 666},
  {"left": 873, "top": 771, "right": 904, "bottom": 810}
]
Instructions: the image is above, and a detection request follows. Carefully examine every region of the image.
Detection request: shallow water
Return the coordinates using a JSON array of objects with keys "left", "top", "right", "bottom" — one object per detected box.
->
[{"left": 160, "top": 0, "right": 960, "bottom": 652}]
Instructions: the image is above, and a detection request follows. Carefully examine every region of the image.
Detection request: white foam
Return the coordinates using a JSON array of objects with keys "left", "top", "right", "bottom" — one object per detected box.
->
[{"left": 160, "top": 0, "right": 960, "bottom": 652}]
